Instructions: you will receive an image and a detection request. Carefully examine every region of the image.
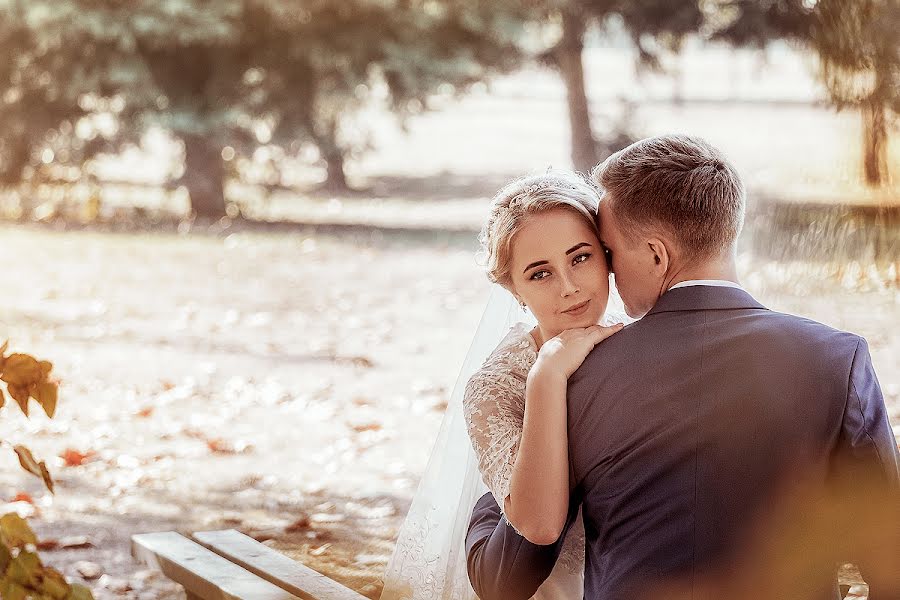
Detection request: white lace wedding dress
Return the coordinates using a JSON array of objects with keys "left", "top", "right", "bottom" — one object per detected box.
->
[
  {"left": 380, "top": 288, "right": 606, "bottom": 600},
  {"left": 462, "top": 322, "right": 585, "bottom": 599}
]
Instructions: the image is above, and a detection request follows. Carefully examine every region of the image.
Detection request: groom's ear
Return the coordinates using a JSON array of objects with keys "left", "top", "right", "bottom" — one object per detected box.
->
[{"left": 647, "top": 238, "right": 670, "bottom": 272}]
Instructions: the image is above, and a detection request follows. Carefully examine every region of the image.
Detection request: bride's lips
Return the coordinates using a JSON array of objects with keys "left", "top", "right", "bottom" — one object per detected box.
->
[{"left": 562, "top": 299, "right": 590, "bottom": 316}]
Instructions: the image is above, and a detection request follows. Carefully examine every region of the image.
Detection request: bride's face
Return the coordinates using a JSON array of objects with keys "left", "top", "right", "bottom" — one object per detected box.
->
[{"left": 508, "top": 207, "right": 610, "bottom": 342}]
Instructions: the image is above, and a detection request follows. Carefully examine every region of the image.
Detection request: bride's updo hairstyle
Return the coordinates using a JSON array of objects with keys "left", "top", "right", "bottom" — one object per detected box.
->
[{"left": 478, "top": 170, "right": 601, "bottom": 289}]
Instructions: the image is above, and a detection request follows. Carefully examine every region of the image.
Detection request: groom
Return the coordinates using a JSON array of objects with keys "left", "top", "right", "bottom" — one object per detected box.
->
[{"left": 465, "top": 134, "right": 899, "bottom": 599}]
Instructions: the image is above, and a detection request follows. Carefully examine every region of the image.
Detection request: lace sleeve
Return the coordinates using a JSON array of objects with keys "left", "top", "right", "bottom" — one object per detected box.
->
[{"left": 463, "top": 370, "right": 525, "bottom": 512}]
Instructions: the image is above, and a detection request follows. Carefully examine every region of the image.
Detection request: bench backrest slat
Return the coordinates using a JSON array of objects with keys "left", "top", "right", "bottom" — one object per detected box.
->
[
  {"left": 193, "top": 530, "right": 368, "bottom": 600},
  {"left": 132, "top": 532, "right": 301, "bottom": 600}
]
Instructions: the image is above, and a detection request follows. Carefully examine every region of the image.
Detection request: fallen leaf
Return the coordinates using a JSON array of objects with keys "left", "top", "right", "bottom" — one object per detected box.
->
[
  {"left": 206, "top": 438, "right": 252, "bottom": 454},
  {"left": 249, "top": 529, "right": 277, "bottom": 542},
  {"left": 60, "top": 449, "right": 97, "bottom": 467},
  {"left": 352, "top": 422, "right": 382, "bottom": 433},
  {"left": 58, "top": 535, "right": 93, "bottom": 550},
  {"left": 98, "top": 574, "right": 131, "bottom": 592},
  {"left": 349, "top": 356, "right": 374, "bottom": 368},
  {"left": 135, "top": 407, "right": 154, "bottom": 418},
  {"left": 35, "top": 538, "right": 59, "bottom": 551},
  {"left": 285, "top": 515, "right": 311, "bottom": 532},
  {"left": 11, "top": 493, "right": 33, "bottom": 504},
  {"left": 207, "top": 438, "right": 231, "bottom": 454},
  {"left": 74, "top": 560, "right": 103, "bottom": 580}
]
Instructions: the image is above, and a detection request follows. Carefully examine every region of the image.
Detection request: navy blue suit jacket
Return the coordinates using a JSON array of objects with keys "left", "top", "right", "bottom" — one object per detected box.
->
[{"left": 466, "top": 286, "right": 899, "bottom": 599}]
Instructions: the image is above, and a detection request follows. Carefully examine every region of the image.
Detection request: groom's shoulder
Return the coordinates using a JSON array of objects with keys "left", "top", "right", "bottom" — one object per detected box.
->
[
  {"left": 755, "top": 307, "right": 862, "bottom": 347},
  {"left": 597, "top": 303, "right": 863, "bottom": 356}
]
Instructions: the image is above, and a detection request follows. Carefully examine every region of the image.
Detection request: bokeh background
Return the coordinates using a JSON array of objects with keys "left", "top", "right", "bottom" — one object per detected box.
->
[{"left": 0, "top": 1, "right": 897, "bottom": 599}]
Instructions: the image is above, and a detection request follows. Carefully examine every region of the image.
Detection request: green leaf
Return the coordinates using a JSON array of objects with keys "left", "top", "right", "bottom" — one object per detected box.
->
[
  {"left": 67, "top": 583, "right": 95, "bottom": 600},
  {"left": 0, "top": 514, "right": 38, "bottom": 549},
  {"left": 41, "top": 566, "right": 70, "bottom": 599},
  {"left": 0, "top": 581, "right": 29, "bottom": 600},
  {"left": 5, "top": 550, "right": 43, "bottom": 589},
  {"left": 0, "top": 540, "right": 12, "bottom": 573}
]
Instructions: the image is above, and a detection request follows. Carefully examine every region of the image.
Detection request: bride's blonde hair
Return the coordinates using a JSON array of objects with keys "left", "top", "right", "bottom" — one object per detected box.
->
[{"left": 478, "top": 170, "right": 601, "bottom": 288}]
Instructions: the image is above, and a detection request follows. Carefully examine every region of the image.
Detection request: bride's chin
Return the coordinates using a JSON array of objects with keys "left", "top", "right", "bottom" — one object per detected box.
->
[{"left": 574, "top": 312, "right": 605, "bottom": 329}]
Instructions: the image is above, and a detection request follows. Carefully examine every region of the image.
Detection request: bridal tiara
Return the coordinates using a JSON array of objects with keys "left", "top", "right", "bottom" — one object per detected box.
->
[{"left": 509, "top": 177, "right": 588, "bottom": 203}]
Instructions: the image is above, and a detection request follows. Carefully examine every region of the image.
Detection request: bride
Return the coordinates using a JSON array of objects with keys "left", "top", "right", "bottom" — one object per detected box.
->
[{"left": 381, "top": 171, "right": 623, "bottom": 599}]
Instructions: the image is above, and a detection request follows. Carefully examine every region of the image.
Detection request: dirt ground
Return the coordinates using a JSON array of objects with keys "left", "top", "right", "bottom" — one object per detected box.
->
[{"left": 0, "top": 220, "right": 897, "bottom": 599}]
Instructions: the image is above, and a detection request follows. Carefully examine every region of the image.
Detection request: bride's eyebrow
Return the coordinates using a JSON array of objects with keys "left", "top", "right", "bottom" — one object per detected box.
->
[
  {"left": 566, "top": 242, "right": 592, "bottom": 255},
  {"left": 523, "top": 259, "right": 548, "bottom": 274},
  {"left": 523, "top": 242, "right": 594, "bottom": 273}
]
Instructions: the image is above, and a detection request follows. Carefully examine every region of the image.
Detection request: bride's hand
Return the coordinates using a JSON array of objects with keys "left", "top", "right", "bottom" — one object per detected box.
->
[{"left": 533, "top": 323, "right": 624, "bottom": 379}]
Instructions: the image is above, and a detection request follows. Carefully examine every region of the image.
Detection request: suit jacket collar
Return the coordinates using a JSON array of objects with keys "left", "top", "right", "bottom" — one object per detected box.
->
[{"left": 645, "top": 285, "right": 767, "bottom": 316}]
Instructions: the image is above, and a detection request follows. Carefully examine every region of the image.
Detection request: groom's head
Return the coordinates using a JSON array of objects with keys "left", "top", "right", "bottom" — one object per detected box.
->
[{"left": 592, "top": 134, "right": 745, "bottom": 318}]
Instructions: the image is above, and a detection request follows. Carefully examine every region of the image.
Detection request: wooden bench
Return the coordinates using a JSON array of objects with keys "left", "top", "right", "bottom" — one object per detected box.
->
[
  {"left": 131, "top": 529, "right": 369, "bottom": 600},
  {"left": 133, "top": 528, "right": 867, "bottom": 600}
]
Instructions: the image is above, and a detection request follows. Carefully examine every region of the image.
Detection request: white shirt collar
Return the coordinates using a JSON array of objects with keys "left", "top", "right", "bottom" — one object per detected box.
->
[{"left": 668, "top": 279, "right": 744, "bottom": 291}]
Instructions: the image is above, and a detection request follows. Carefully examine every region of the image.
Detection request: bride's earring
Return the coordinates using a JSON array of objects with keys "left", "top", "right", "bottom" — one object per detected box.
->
[{"left": 520, "top": 301, "right": 527, "bottom": 313}]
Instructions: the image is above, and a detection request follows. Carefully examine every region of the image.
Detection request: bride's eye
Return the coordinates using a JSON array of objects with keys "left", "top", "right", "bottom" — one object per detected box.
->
[
  {"left": 573, "top": 253, "right": 591, "bottom": 265},
  {"left": 530, "top": 269, "right": 551, "bottom": 281}
]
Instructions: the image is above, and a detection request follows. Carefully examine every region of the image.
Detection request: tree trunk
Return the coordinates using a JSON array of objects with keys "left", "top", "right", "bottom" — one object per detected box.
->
[
  {"left": 862, "top": 99, "right": 888, "bottom": 187},
  {"left": 557, "top": 10, "right": 598, "bottom": 175},
  {"left": 182, "top": 134, "right": 227, "bottom": 219},
  {"left": 323, "top": 146, "right": 348, "bottom": 190},
  {"left": 0, "top": 138, "right": 31, "bottom": 186},
  {"left": 315, "top": 119, "right": 349, "bottom": 191}
]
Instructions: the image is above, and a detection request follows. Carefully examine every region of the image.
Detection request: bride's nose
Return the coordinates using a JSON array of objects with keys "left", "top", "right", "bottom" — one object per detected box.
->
[{"left": 559, "top": 272, "right": 580, "bottom": 297}]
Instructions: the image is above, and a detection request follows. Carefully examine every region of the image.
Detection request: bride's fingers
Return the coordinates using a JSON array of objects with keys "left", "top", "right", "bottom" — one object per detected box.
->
[{"left": 588, "top": 323, "right": 624, "bottom": 345}]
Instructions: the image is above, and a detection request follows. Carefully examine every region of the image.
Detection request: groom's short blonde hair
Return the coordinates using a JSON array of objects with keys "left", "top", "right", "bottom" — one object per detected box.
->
[{"left": 591, "top": 134, "right": 745, "bottom": 259}]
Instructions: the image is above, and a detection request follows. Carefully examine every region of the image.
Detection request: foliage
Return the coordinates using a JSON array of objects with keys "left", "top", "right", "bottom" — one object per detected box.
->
[
  {"left": 0, "top": 0, "right": 531, "bottom": 215},
  {"left": 0, "top": 514, "right": 93, "bottom": 599},
  {"left": 707, "top": 0, "right": 814, "bottom": 47},
  {"left": 0, "top": 341, "right": 94, "bottom": 599},
  {"left": 713, "top": 0, "right": 897, "bottom": 186}
]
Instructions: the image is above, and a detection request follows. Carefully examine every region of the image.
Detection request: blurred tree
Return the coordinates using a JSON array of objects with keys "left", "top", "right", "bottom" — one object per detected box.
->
[
  {"left": 708, "top": 0, "right": 814, "bottom": 46},
  {"left": 811, "top": 0, "right": 897, "bottom": 187},
  {"left": 525, "top": 1, "right": 704, "bottom": 174},
  {"left": 0, "top": 0, "right": 528, "bottom": 217},
  {"left": 0, "top": 0, "right": 133, "bottom": 186},
  {"left": 712, "top": 0, "right": 897, "bottom": 187}
]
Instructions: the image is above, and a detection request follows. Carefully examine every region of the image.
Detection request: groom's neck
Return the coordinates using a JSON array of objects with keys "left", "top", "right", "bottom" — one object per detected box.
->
[{"left": 663, "top": 249, "right": 739, "bottom": 290}]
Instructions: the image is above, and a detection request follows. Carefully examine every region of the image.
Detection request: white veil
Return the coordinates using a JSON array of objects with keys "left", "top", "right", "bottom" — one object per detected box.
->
[{"left": 380, "top": 285, "right": 534, "bottom": 600}]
